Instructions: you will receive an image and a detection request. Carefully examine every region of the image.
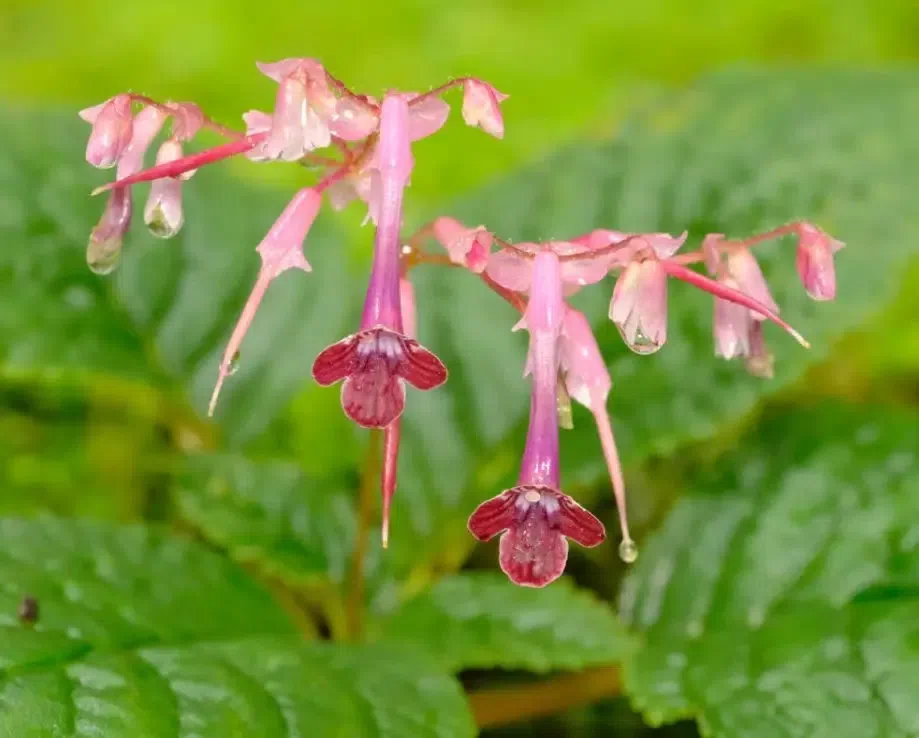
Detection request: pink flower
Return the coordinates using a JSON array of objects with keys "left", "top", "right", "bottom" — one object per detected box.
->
[
  {"left": 209, "top": 187, "right": 322, "bottom": 415},
  {"left": 468, "top": 252, "right": 605, "bottom": 587},
  {"left": 87, "top": 105, "right": 167, "bottom": 272},
  {"left": 461, "top": 79, "right": 508, "bottom": 139},
  {"left": 744, "top": 321, "right": 775, "bottom": 379},
  {"left": 432, "top": 217, "right": 493, "bottom": 272},
  {"left": 312, "top": 327, "right": 447, "bottom": 427},
  {"left": 404, "top": 93, "right": 451, "bottom": 140},
  {"left": 796, "top": 223, "right": 844, "bottom": 300},
  {"left": 167, "top": 102, "right": 205, "bottom": 142},
  {"left": 253, "top": 58, "right": 336, "bottom": 160},
  {"left": 86, "top": 187, "right": 132, "bottom": 275},
  {"left": 330, "top": 96, "right": 379, "bottom": 141},
  {"left": 610, "top": 258, "right": 668, "bottom": 355},
  {"left": 560, "top": 307, "right": 635, "bottom": 560},
  {"left": 713, "top": 277, "right": 754, "bottom": 359},
  {"left": 312, "top": 94, "right": 447, "bottom": 427},
  {"left": 725, "top": 247, "right": 778, "bottom": 319},
  {"left": 144, "top": 140, "right": 185, "bottom": 239},
  {"left": 79, "top": 94, "right": 134, "bottom": 169},
  {"left": 487, "top": 240, "right": 616, "bottom": 296}
]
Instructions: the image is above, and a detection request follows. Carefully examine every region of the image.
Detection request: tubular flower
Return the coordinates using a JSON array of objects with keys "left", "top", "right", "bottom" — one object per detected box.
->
[
  {"left": 469, "top": 251, "right": 605, "bottom": 587},
  {"left": 311, "top": 94, "right": 447, "bottom": 428}
]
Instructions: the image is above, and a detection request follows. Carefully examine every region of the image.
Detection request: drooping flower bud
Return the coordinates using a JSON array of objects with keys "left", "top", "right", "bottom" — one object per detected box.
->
[
  {"left": 713, "top": 277, "right": 754, "bottom": 359},
  {"left": 432, "top": 217, "right": 493, "bottom": 272},
  {"left": 796, "top": 223, "right": 845, "bottom": 301},
  {"left": 209, "top": 188, "right": 322, "bottom": 416},
  {"left": 87, "top": 187, "right": 132, "bottom": 274},
  {"left": 255, "top": 58, "right": 335, "bottom": 160},
  {"left": 80, "top": 94, "right": 134, "bottom": 169},
  {"left": 744, "top": 321, "right": 775, "bottom": 378},
  {"left": 725, "top": 247, "right": 778, "bottom": 319},
  {"left": 610, "top": 259, "right": 668, "bottom": 354},
  {"left": 461, "top": 79, "right": 508, "bottom": 139},
  {"left": 144, "top": 140, "right": 185, "bottom": 239},
  {"left": 560, "top": 308, "right": 636, "bottom": 562}
]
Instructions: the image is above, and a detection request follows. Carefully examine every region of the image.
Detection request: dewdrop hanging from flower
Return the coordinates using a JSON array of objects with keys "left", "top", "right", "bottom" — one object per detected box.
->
[{"left": 78, "top": 59, "right": 844, "bottom": 586}]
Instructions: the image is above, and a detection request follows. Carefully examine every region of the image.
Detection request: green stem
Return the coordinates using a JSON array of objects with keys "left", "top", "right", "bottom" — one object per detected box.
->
[{"left": 345, "top": 430, "right": 381, "bottom": 640}]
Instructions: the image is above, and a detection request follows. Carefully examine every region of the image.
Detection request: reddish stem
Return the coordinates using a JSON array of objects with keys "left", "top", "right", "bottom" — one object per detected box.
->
[
  {"left": 408, "top": 78, "right": 470, "bottom": 107},
  {"left": 92, "top": 133, "right": 267, "bottom": 194},
  {"left": 734, "top": 221, "right": 802, "bottom": 249},
  {"left": 661, "top": 260, "right": 810, "bottom": 347},
  {"left": 128, "top": 94, "right": 243, "bottom": 140}
]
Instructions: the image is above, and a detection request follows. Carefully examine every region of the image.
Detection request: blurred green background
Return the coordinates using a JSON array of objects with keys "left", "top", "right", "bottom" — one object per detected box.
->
[
  {"left": 4, "top": 0, "right": 919, "bottom": 207},
  {"left": 2, "top": 1, "right": 919, "bottom": 736}
]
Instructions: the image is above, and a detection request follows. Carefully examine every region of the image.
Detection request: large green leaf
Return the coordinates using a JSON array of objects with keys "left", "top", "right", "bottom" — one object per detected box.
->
[
  {"left": 0, "top": 517, "right": 474, "bottom": 737},
  {"left": 618, "top": 403, "right": 919, "bottom": 736},
  {"left": 0, "top": 379, "right": 182, "bottom": 520},
  {"left": 175, "top": 454, "right": 355, "bottom": 588},
  {"left": 376, "top": 572, "right": 634, "bottom": 673}
]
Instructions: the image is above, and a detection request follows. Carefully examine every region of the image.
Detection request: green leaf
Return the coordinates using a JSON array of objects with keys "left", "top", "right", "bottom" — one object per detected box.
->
[
  {"left": 376, "top": 572, "right": 634, "bottom": 673},
  {"left": 0, "top": 517, "right": 475, "bottom": 737},
  {"left": 618, "top": 403, "right": 919, "bottom": 735},
  {"left": 175, "top": 454, "right": 355, "bottom": 588},
  {"left": 0, "top": 380, "right": 180, "bottom": 520}
]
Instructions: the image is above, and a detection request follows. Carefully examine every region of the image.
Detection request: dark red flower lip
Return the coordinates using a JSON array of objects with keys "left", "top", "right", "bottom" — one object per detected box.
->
[
  {"left": 468, "top": 485, "right": 605, "bottom": 587},
  {"left": 312, "top": 326, "right": 447, "bottom": 428}
]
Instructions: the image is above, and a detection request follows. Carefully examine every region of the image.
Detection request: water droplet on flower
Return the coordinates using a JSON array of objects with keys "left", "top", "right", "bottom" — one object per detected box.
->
[
  {"left": 619, "top": 539, "right": 639, "bottom": 563},
  {"left": 617, "top": 325, "right": 662, "bottom": 355},
  {"left": 145, "top": 205, "right": 182, "bottom": 239},
  {"left": 86, "top": 237, "right": 122, "bottom": 275},
  {"left": 227, "top": 351, "right": 241, "bottom": 376}
]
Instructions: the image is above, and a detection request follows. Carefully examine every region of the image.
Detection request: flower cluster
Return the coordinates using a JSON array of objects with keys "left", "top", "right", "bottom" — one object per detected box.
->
[{"left": 79, "top": 59, "right": 843, "bottom": 587}]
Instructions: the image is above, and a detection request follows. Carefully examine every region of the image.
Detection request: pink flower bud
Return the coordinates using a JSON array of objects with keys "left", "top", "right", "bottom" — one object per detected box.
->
[
  {"left": 255, "top": 58, "right": 333, "bottom": 160},
  {"left": 610, "top": 259, "right": 668, "bottom": 354},
  {"left": 744, "top": 321, "right": 775, "bottom": 378},
  {"left": 432, "top": 217, "right": 492, "bottom": 272},
  {"left": 560, "top": 308, "right": 611, "bottom": 411},
  {"left": 144, "top": 141, "right": 185, "bottom": 239},
  {"left": 79, "top": 94, "right": 134, "bottom": 169},
  {"left": 168, "top": 102, "right": 205, "bottom": 141},
  {"left": 713, "top": 278, "right": 753, "bottom": 359},
  {"left": 461, "top": 79, "right": 508, "bottom": 139},
  {"left": 87, "top": 187, "right": 132, "bottom": 274},
  {"left": 796, "top": 223, "right": 844, "bottom": 301},
  {"left": 209, "top": 188, "right": 322, "bottom": 416},
  {"left": 702, "top": 233, "right": 725, "bottom": 274},
  {"left": 725, "top": 247, "right": 778, "bottom": 319},
  {"left": 115, "top": 106, "right": 168, "bottom": 179}
]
